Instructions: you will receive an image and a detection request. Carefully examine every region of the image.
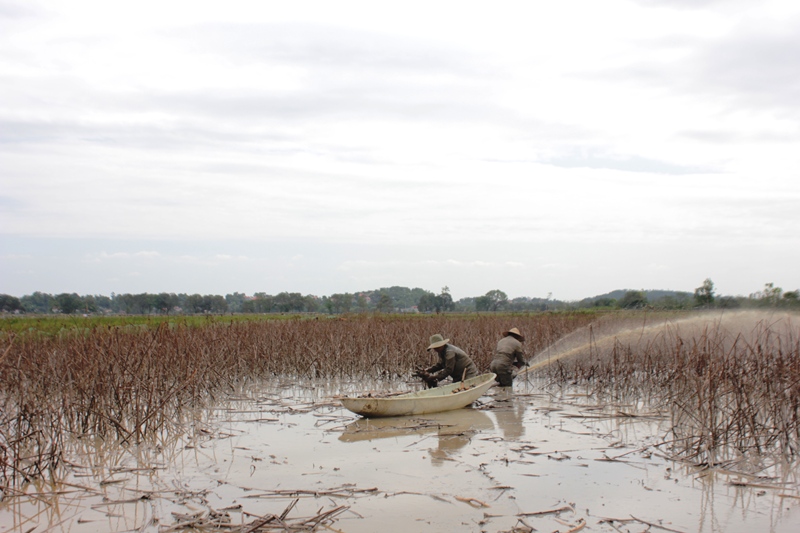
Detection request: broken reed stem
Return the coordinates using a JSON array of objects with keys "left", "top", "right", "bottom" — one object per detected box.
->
[
  {"left": 518, "top": 504, "right": 574, "bottom": 516},
  {"left": 455, "top": 495, "right": 490, "bottom": 508}
]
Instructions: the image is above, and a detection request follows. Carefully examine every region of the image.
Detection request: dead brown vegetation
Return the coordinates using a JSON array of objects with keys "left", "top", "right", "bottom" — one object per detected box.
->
[
  {"left": 0, "top": 313, "right": 593, "bottom": 486},
  {"left": 535, "top": 311, "right": 800, "bottom": 463},
  {"left": 5, "top": 310, "right": 797, "bottom": 488}
]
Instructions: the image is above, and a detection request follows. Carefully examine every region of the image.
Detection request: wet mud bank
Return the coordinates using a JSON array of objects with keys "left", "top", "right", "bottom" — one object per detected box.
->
[{"left": 2, "top": 377, "right": 799, "bottom": 533}]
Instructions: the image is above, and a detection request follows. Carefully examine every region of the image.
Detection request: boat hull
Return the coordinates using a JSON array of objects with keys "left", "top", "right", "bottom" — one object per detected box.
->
[{"left": 340, "top": 373, "right": 496, "bottom": 418}]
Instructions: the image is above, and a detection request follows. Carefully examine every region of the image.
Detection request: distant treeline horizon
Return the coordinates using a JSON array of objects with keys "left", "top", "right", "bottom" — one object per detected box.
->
[{"left": 1, "top": 280, "right": 797, "bottom": 315}]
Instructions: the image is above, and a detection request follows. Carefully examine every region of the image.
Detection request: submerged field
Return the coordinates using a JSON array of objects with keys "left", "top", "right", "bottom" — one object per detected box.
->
[{"left": 1, "top": 310, "right": 799, "bottom": 532}]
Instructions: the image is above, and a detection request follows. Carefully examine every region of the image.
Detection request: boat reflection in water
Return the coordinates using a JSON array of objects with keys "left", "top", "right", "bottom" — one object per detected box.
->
[{"left": 338, "top": 407, "right": 495, "bottom": 466}]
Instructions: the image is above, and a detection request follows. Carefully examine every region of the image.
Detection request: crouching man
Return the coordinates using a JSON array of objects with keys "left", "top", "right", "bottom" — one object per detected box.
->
[
  {"left": 490, "top": 327, "right": 527, "bottom": 387},
  {"left": 415, "top": 334, "right": 478, "bottom": 388}
]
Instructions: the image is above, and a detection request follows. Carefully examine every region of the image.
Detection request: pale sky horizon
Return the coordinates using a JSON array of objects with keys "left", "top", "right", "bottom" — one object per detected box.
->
[{"left": 2, "top": 0, "right": 799, "bottom": 301}]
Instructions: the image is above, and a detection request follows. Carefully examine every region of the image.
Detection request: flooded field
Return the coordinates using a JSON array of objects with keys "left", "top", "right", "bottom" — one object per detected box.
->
[
  {"left": 2, "top": 310, "right": 799, "bottom": 532},
  {"left": 2, "top": 376, "right": 799, "bottom": 533}
]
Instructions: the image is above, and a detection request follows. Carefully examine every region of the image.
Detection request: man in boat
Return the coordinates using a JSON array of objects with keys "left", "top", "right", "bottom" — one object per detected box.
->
[
  {"left": 490, "top": 327, "right": 527, "bottom": 387},
  {"left": 415, "top": 334, "right": 478, "bottom": 388}
]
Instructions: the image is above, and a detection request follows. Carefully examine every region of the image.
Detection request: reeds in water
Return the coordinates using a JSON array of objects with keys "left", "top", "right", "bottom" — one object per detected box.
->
[
  {"left": 534, "top": 311, "right": 800, "bottom": 463},
  {"left": 0, "top": 312, "right": 594, "bottom": 486}
]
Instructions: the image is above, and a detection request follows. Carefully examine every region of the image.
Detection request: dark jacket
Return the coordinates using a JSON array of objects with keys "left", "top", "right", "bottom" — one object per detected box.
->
[{"left": 426, "top": 344, "right": 478, "bottom": 382}]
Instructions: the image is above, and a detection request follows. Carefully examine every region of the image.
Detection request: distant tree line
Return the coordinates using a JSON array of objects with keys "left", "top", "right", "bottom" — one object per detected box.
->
[
  {"left": 1, "top": 280, "right": 798, "bottom": 315},
  {"left": 584, "top": 279, "right": 799, "bottom": 311},
  {"left": 0, "top": 286, "right": 436, "bottom": 315}
]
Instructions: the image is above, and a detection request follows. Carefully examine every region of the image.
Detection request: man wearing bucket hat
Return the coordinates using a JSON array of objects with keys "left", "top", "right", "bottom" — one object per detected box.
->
[
  {"left": 415, "top": 334, "right": 478, "bottom": 388},
  {"left": 490, "top": 327, "right": 527, "bottom": 387}
]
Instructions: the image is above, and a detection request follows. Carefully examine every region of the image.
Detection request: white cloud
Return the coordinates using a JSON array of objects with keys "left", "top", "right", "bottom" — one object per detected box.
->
[
  {"left": 340, "top": 259, "right": 526, "bottom": 271},
  {"left": 85, "top": 251, "right": 159, "bottom": 262},
  {"left": 1, "top": 0, "right": 798, "bottom": 299},
  {"left": 213, "top": 254, "right": 248, "bottom": 262},
  {"left": 85, "top": 252, "right": 131, "bottom": 261}
]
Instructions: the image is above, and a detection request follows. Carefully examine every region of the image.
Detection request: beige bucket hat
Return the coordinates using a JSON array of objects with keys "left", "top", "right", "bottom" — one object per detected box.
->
[
  {"left": 427, "top": 334, "right": 450, "bottom": 350},
  {"left": 504, "top": 327, "right": 524, "bottom": 341}
]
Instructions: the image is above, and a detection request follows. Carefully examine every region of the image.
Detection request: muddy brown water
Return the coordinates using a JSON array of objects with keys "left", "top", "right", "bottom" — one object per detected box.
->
[{"left": 1, "top": 377, "right": 799, "bottom": 533}]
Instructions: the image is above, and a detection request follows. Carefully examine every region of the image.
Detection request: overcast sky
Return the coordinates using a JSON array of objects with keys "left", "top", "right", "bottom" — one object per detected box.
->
[{"left": 1, "top": 0, "right": 799, "bottom": 301}]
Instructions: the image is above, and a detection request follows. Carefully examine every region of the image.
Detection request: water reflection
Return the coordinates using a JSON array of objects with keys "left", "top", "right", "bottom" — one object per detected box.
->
[
  {"left": 339, "top": 408, "right": 495, "bottom": 466},
  {"left": 3, "top": 378, "right": 799, "bottom": 533},
  {"left": 0, "top": 403, "right": 222, "bottom": 533},
  {"left": 489, "top": 388, "right": 527, "bottom": 440}
]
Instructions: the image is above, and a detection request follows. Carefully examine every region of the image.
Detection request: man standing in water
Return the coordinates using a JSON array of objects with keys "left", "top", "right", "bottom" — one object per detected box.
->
[
  {"left": 490, "top": 327, "right": 527, "bottom": 387},
  {"left": 415, "top": 334, "right": 478, "bottom": 388}
]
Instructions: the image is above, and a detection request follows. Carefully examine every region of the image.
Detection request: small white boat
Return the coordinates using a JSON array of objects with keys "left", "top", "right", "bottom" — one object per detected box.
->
[{"left": 339, "top": 373, "right": 497, "bottom": 418}]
